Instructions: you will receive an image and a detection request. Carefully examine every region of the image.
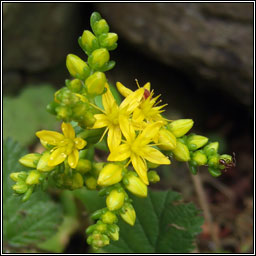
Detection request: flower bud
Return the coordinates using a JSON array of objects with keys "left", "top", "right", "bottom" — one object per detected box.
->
[
  {"left": 187, "top": 135, "right": 208, "bottom": 151},
  {"left": 88, "top": 48, "right": 110, "bottom": 70},
  {"left": 10, "top": 171, "right": 27, "bottom": 182},
  {"left": 168, "top": 119, "right": 194, "bottom": 137},
  {"left": 95, "top": 223, "right": 107, "bottom": 233},
  {"left": 26, "top": 170, "right": 41, "bottom": 185},
  {"left": 147, "top": 170, "right": 160, "bottom": 183},
  {"left": 208, "top": 167, "right": 222, "bottom": 177},
  {"left": 85, "top": 72, "right": 106, "bottom": 95},
  {"left": 204, "top": 142, "right": 219, "bottom": 156},
  {"left": 120, "top": 203, "right": 136, "bottom": 226},
  {"left": 56, "top": 105, "right": 72, "bottom": 121},
  {"left": 99, "top": 33, "right": 118, "bottom": 50},
  {"left": 108, "top": 225, "right": 119, "bottom": 241},
  {"left": 85, "top": 176, "right": 97, "bottom": 190},
  {"left": 22, "top": 186, "right": 34, "bottom": 202},
  {"left": 71, "top": 172, "right": 84, "bottom": 190},
  {"left": 66, "top": 54, "right": 90, "bottom": 79},
  {"left": 208, "top": 154, "right": 220, "bottom": 168},
  {"left": 19, "top": 153, "right": 41, "bottom": 168},
  {"left": 91, "top": 233, "right": 110, "bottom": 249},
  {"left": 97, "top": 163, "right": 123, "bottom": 186},
  {"left": 80, "top": 30, "right": 99, "bottom": 53},
  {"left": 37, "top": 151, "right": 55, "bottom": 172},
  {"left": 106, "top": 189, "right": 125, "bottom": 211},
  {"left": 68, "top": 79, "right": 83, "bottom": 93},
  {"left": 172, "top": 140, "right": 190, "bottom": 162},
  {"left": 76, "top": 159, "right": 92, "bottom": 174},
  {"left": 101, "top": 211, "right": 118, "bottom": 224},
  {"left": 123, "top": 172, "right": 147, "bottom": 197},
  {"left": 192, "top": 150, "right": 207, "bottom": 166},
  {"left": 157, "top": 128, "right": 176, "bottom": 151},
  {"left": 12, "top": 181, "right": 28, "bottom": 194},
  {"left": 93, "top": 19, "right": 109, "bottom": 36}
]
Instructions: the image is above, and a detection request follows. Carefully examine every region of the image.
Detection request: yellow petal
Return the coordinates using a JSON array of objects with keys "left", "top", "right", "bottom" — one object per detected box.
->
[
  {"left": 92, "top": 114, "right": 109, "bottom": 129},
  {"left": 141, "top": 146, "right": 171, "bottom": 165},
  {"left": 116, "top": 82, "right": 133, "bottom": 97},
  {"left": 120, "top": 87, "right": 144, "bottom": 113},
  {"left": 143, "top": 82, "right": 151, "bottom": 91},
  {"left": 48, "top": 147, "right": 67, "bottom": 166},
  {"left": 108, "top": 144, "right": 131, "bottom": 162},
  {"left": 61, "top": 122, "right": 75, "bottom": 139},
  {"left": 131, "top": 154, "right": 149, "bottom": 185},
  {"left": 138, "top": 121, "right": 163, "bottom": 144},
  {"left": 74, "top": 137, "right": 87, "bottom": 149},
  {"left": 132, "top": 108, "right": 145, "bottom": 123},
  {"left": 107, "top": 125, "right": 122, "bottom": 152},
  {"left": 102, "top": 84, "right": 117, "bottom": 113},
  {"left": 68, "top": 149, "right": 79, "bottom": 168},
  {"left": 36, "top": 130, "right": 64, "bottom": 145},
  {"left": 119, "top": 115, "right": 135, "bottom": 142}
]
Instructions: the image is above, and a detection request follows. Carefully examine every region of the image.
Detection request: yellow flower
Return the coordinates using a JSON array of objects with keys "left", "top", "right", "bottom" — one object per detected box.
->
[
  {"left": 108, "top": 119, "right": 170, "bottom": 185},
  {"left": 36, "top": 122, "right": 86, "bottom": 168},
  {"left": 116, "top": 81, "right": 167, "bottom": 126},
  {"left": 91, "top": 84, "right": 144, "bottom": 151}
]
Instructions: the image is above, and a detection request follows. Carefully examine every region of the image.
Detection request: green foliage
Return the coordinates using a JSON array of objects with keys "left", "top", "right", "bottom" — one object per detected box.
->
[
  {"left": 3, "top": 138, "right": 63, "bottom": 249},
  {"left": 3, "top": 85, "right": 58, "bottom": 146},
  {"left": 103, "top": 189, "right": 203, "bottom": 253}
]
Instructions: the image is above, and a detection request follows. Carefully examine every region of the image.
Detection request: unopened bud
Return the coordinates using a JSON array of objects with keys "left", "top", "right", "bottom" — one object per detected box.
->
[
  {"left": 168, "top": 119, "right": 194, "bottom": 137},
  {"left": 76, "top": 159, "right": 92, "bottom": 174},
  {"left": 97, "top": 163, "right": 123, "bottom": 186},
  {"left": 148, "top": 171, "right": 160, "bottom": 183},
  {"left": 56, "top": 105, "right": 72, "bottom": 121},
  {"left": 106, "top": 189, "right": 125, "bottom": 211},
  {"left": 37, "top": 151, "right": 55, "bottom": 172},
  {"left": 68, "top": 79, "right": 83, "bottom": 93},
  {"left": 187, "top": 134, "right": 208, "bottom": 151},
  {"left": 208, "top": 154, "right": 220, "bottom": 168},
  {"left": 101, "top": 211, "right": 118, "bottom": 224},
  {"left": 123, "top": 172, "right": 147, "bottom": 197},
  {"left": 80, "top": 30, "right": 99, "bottom": 53},
  {"left": 157, "top": 128, "right": 176, "bottom": 151},
  {"left": 99, "top": 33, "right": 118, "bottom": 50},
  {"left": 192, "top": 150, "right": 207, "bottom": 166},
  {"left": 172, "top": 140, "right": 190, "bottom": 162},
  {"left": 19, "top": 153, "right": 41, "bottom": 168},
  {"left": 108, "top": 225, "right": 119, "bottom": 241},
  {"left": 10, "top": 171, "right": 27, "bottom": 182},
  {"left": 71, "top": 172, "right": 84, "bottom": 190},
  {"left": 22, "top": 186, "right": 34, "bottom": 202},
  {"left": 26, "top": 170, "right": 41, "bottom": 185},
  {"left": 88, "top": 48, "right": 110, "bottom": 70},
  {"left": 66, "top": 54, "right": 90, "bottom": 79},
  {"left": 120, "top": 203, "right": 136, "bottom": 226},
  {"left": 93, "top": 19, "right": 109, "bottom": 36},
  {"left": 85, "top": 176, "right": 97, "bottom": 190},
  {"left": 204, "top": 142, "right": 219, "bottom": 156},
  {"left": 208, "top": 167, "right": 222, "bottom": 177},
  {"left": 85, "top": 72, "right": 106, "bottom": 95},
  {"left": 12, "top": 181, "right": 28, "bottom": 194}
]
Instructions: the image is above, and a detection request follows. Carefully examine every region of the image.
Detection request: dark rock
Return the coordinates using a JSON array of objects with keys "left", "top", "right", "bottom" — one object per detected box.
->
[{"left": 95, "top": 3, "right": 253, "bottom": 106}]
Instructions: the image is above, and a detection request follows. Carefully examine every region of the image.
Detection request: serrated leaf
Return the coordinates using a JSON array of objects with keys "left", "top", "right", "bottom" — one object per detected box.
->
[
  {"left": 103, "top": 189, "right": 204, "bottom": 253},
  {"left": 3, "top": 138, "right": 63, "bottom": 248},
  {"left": 3, "top": 85, "right": 59, "bottom": 146}
]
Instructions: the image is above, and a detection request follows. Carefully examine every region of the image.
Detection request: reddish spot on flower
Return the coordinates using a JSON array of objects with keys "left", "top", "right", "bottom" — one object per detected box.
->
[{"left": 143, "top": 89, "right": 150, "bottom": 99}]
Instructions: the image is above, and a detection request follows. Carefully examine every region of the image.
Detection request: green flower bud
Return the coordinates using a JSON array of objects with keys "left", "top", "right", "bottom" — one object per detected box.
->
[
  {"left": 147, "top": 162, "right": 160, "bottom": 169},
  {"left": 72, "top": 102, "right": 88, "bottom": 120},
  {"left": 208, "top": 167, "right": 222, "bottom": 177},
  {"left": 219, "top": 154, "right": 232, "bottom": 162},
  {"left": 123, "top": 172, "right": 147, "bottom": 197},
  {"left": 172, "top": 140, "right": 190, "bottom": 162},
  {"left": 208, "top": 154, "right": 220, "bottom": 168},
  {"left": 79, "top": 111, "right": 96, "bottom": 128},
  {"left": 192, "top": 150, "right": 207, "bottom": 166},
  {"left": 12, "top": 180, "right": 28, "bottom": 194},
  {"left": 22, "top": 186, "right": 34, "bottom": 202},
  {"left": 188, "top": 161, "right": 198, "bottom": 175},
  {"left": 92, "top": 162, "right": 105, "bottom": 176},
  {"left": 147, "top": 170, "right": 160, "bottom": 183},
  {"left": 68, "top": 79, "right": 83, "bottom": 93},
  {"left": 101, "top": 211, "right": 118, "bottom": 224},
  {"left": 71, "top": 172, "right": 84, "bottom": 190},
  {"left": 66, "top": 54, "right": 90, "bottom": 79},
  {"left": 120, "top": 203, "right": 136, "bottom": 226},
  {"left": 85, "top": 71, "right": 106, "bottom": 96},
  {"left": 19, "top": 153, "right": 41, "bottom": 168},
  {"left": 95, "top": 223, "right": 107, "bottom": 233},
  {"left": 187, "top": 134, "right": 208, "bottom": 151},
  {"left": 91, "top": 233, "right": 110, "bottom": 249},
  {"left": 93, "top": 19, "right": 109, "bottom": 36},
  {"left": 88, "top": 48, "right": 110, "bottom": 70},
  {"left": 97, "top": 163, "right": 123, "bottom": 186},
  {"left": 10, "top": 171, "right": 27, "bottom": 182},
  {"left": 168, "top": 119, "right": 194, "bottom": 137},
  {"left": 80, "top": 30, "right": 99, "bottom": 53},
  {"left": 91, "top": 208, "right": 107, "bottom": 220},
  {"left": 26, "top": 170, "right": 41, "bottom": 185},
  {"left": 56, "top": 105, "right": 72, "bottom": 121},
  {"left": 37, "top": 151, "right": 55, "bottom": 172},
  {"left": 204, "top": 142, "right": 219, "bottom": 156},
  {"left": 85, "top": 176, "right": 97, "bottom": 190},
  {"left": 106, "top": 189, "right": 125, "bottom": 211},
  {"left": 108, "top": 226, "right": 119, "bottom": 241},
  {"left": 99, "top": 33, "right": 118, "bottom": 50},
  {"left": 157, "top": 128, "right": 176, "bottom": 151},
  {"left": 76, "top": 159, "right": 92, "bottom": 174}
]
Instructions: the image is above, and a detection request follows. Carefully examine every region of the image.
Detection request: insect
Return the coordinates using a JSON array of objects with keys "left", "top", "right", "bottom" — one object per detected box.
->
[{"left": 219, "top": 152, "right": 236, "bottom": 172}]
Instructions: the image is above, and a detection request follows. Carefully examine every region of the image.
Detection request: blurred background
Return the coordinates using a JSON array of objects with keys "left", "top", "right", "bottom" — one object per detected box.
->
[{"left": 3, "top": 2, "right": 254, "bottom": 253}]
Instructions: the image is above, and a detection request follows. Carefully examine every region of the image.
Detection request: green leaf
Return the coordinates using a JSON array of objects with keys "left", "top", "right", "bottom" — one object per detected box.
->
[
  {"left": 3, "top": 138, "right": 63, "bottom": 248},
  {"left": 3, "top": 84, "right": 59, "bottom": 147},
  {"left": 103, "top": 189, "right": 203, "bottom": 253}
]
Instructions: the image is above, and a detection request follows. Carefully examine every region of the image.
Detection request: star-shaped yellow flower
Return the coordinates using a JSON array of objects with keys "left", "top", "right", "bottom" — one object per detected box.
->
[
  {"left": 91, "top": 84, "right": 144, "bottom": 151},
  {"left": 108, "top": 118, "right": 171, "bottom": 185},
  {"left": 36, "top": 122, "right": 86, "bottom": 168}
]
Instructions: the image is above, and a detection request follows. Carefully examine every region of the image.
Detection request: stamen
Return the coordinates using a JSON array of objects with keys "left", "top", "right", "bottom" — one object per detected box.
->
[
  {"left": 89, "top": 102, "right": 106, "bottom": 114},
  {"left": 135, "top": 79, "right": 140, "bottom": 88}
]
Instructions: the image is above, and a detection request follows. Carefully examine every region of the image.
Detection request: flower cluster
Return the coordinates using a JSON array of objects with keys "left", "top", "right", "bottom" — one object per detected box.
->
[{"left": 9, "top": 12, "right": 234, "bottom": 250}]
